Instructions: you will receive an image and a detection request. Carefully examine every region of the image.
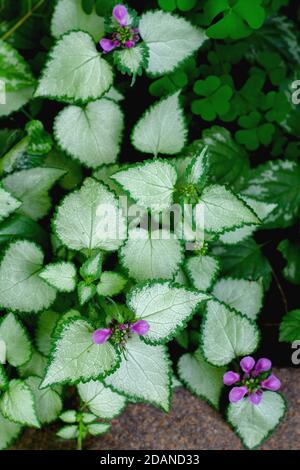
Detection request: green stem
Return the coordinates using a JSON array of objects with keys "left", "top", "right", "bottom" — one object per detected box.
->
[
  {"left": 77, "top": 416, "right": 85, "bottom": 451},
  {"left": 1, "top": 0, "right": 45, "bottom": 41}
]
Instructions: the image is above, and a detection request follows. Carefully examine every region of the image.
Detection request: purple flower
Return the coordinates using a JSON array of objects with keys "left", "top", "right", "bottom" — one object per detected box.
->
[
  {"left": 125, "top": 40, "right": 135, "bottom": 49},
  {"left": 92, "top": 328, "right": 112, "bottom": 344},
  {"left": 130, "top": 319, "right": 150, "bottom": 336},
  {"left": 229, "top": 386, "right": 248, "bottom": 403},
  {"left": 254, "top": 358, "right": 272, "bottom": 375},
  {"left": 100, "top": 38, "right": 118, "bottom": 53},
  {"left": 240, "top": 356, "right": 255, "bottom": 373},
  {"left": 261, "top": 374, "right": 281, "bottom": 391},
  {"left": 248, "top": 390, "right": 263, "bottom": 405},
  {"left": 223, "top": 371, "right": 240, "bottom": 386},
  {"left": 113, "top": 4, "right": 128, "bottom": 26}
]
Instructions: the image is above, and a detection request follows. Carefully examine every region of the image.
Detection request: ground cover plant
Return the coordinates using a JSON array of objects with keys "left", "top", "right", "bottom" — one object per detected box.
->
[{"left": 0, "top": 0, "right": 299, "bottom": 451}]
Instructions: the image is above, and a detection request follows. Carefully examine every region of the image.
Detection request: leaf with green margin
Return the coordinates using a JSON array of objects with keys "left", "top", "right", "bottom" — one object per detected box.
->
[
  {"left": 18, "top": 349, "right": 48, "bottom": 379},
  {"left": 2, "top": 167, "right": 66, "bottom": 221},
  {"left": 25, "top": 376, "right": 62, "bottom": 424},
  {"left": 0, "top": 187, "right": 21, "bottom": 223},
  {"left": 78, "top": 281, "right": 96, "bottom": 306},
  {"left": 0, "top": 364, "right": 8, "bottom": 391},
  {"left": 120, "top": 228, "right": 184, "bottom": 282},
  {"left": 0, "top": 379, "right": 40, "bottom": 428},
  {"left": 178, "top": 349, "right": 226, "bottom": 410},
  {"left": 36, "top": 311, "right": 60, "bottom": 356},
  {"left": 0, "top": 313, "right": 32, "bottom": 367},
  {"left": 0, "top": 412, "right": 22, "bottom": 450},
  {"left": 186, "top": 146, "right": 209, "bottom": 188},
  {"left": 54, "top": 98, "right": 124, "bottom": 169},
  {"left": 212, "top": 278, "right": 264, "bottom": 321},
  {"left": 201, "top": 299, "right": 260, "bottom": 366},
  {"left": 35, "top": 31, "right": 113, "bottom": 104},
  {"left": 60, "top": 410, "right": 77, "bottom": 423},
  {"left": 127, "top": 281, "right": 210, "bottom": 344},
  {"left": 105, "top": 336, "right": 172, "bottom": 412},
  {"left": 277, "top": 240, "right": 300, "bottom": 285},
  {"left": 227, "top": 392, "right": 286, "bottom": 450},
  {"left": 139, "top": 11, "right": 206, "bottom": 75},
  {"left": 0, "top": 240, "right": 57, "bottom": 314},
  {"left": 131, "top": 92, "right": 187, "bottom": 156},
  {"left": 51, "top": 0, "right": 105, "bottom": 41},
  {"left": 97, "top": 272, "right": 127, "bottom": 297},
  {"left": 0, "top": 214, "right": 47, "bottom": 248},
  {"left": 114, "top": 43, "right": 149, "bottom": 78},
  {"left": 185, "top": 254, "right": 220, "bottom": 291},
  {"left": 80, "top": 252, "right": 102, "bottom": 281},
  {"left": 41, "top": 318, "right": 120, "bottom": 388},
  {"left": 88, "top": 422, "right": 110, "bottom": 436},
  {"left": 279, "top": 310, "right": 300, "bottom": 342},
  {"left": 54, "top": 178, "right": 127, "bottom": 252},
  {"left": 57, "top": 425, "right": 78, "bottom": 439},
  {"left": 39, "top": 262, "right": 77, "bottom": 293},
  {"left": 242, "top": 160, "right": 300, "bottom": 229},
  {"left": 78, "top": 379, "right": 126, "bottom": 419}
]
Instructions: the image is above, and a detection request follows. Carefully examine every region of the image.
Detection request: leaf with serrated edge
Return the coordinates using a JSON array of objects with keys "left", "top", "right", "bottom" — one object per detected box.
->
[
  {"left": 2, "top": 167, "right": 66, "bottom": 221},
  {"left": 0, "top": 240, "right": 56, "bottom": 314},
  {"left": 0, "top": 187, "right": 21, "bottom": 223},
  {"left": 51, "top": 0, "right": 105, "bottom": 41},
  {"left": 54, "top": 98, "right": 124, "bottom": 168},
  {"left": 0, "top": 313, "right": 32, "bottom": 367},
  {"left": 106, "top": 336, "right": 171, "bottom": 411},
  {"left": 35, "top": 31, "right": 113, "bottom": 104},
  {"left": 201, "top": 299, "right": 260, "bottom": 366},
  {"left": 139, "top": 11, "right": 206, "bottom": 75},
  {"left": 121, "top": 228, "right": 184, "bottom": 282},
  {"left": 80, "top": 252, "right": 102, "bottom": 281},
  {"left": 112, "top": 159, "right": 177, "bottom": 210},
  {"left": 186, "top": 146, "right": 209, "bottom": 187},
  {"left": 26, "top": 376, "right": 62, "bottom": 424},
  {"left": 132, "top": 92, "right": 187, "bottom": 155},
  {"left": 227, "top": 392, "right": 286, "bottom": 450},
  {"left": 97, "top": 272, "right": 127, "bottom": 297},
  {"left": 57, "top": 425, "right": 78, "bottom": 439},
  {"left": 212, "top": 278, "right": 264, "bottom": 321},
  {"left": 127, "top": 281, "right": 210, "bottom": 344},
  {"left": 0, "top": 412, "right": 22, "bottom": 450},
  {"left": 88, "top": 422, "right": 110, "bottom": 436},
  {"left": 185, "top": 255, "right": 220, "bottom": 291},
  {"left": 41, "top": 318, "right": 120, "bottom": 388},
  {"left": 60, "top": 410, "right": 77, "bottom": 423},
  {"left": 114, "top": 43, "right": 149, "bottom": 77},
  {"left": 279, "top": 310, "right": 300, "bottom": 342},
  {"left": 178, "top": 349, "right": 226, "bottom": 409},
  {"left": 39, "top": 262, "right": 76, "bottom": 293},
  {"left": 54, "top": 178, "right": 127, "bottom": 251},
  {"left": 198, "top": 185, "right": 259, "bottom": 234},
  {"left": 78, "top": 380, "right": 126, "bottom": 419},
  {"left": 0, "top": 379, "right": 40, "bottom": 428},
  {"left": 78, "top": 282, "right": 96, "bottom": 306}
]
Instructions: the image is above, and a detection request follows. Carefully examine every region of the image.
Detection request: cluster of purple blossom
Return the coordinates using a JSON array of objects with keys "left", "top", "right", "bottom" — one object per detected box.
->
[
  {"left": 100, "top": 5, "right": 140, "bottom": 53},
  {"left": 93, "top": 319, "right": 149, "bottom": 346}
]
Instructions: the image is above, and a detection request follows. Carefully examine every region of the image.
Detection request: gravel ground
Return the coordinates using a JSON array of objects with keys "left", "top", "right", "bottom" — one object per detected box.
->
[{"left": 13, "top": 367, "right": 299, "bottom": 450}]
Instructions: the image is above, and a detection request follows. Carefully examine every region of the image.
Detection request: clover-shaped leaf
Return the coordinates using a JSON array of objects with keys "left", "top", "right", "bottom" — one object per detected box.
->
[
  {"left": 236, "top": 111, "right": 275, "bottom": 150},
  {"left": 192, "top": 75, "right": 233, "bottom": 121}
]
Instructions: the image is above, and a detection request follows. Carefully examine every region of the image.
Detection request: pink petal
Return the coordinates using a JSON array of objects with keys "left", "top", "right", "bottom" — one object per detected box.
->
[
  {"left": 100, "top": 38, "right": 118, "bottom": 53},
  {"left": 125, "top": 40, "right": 135, "bottom": 49},
  {"left": 253, "top": 358, "right": 272, "bottom": 375},
  {"left": 92, "top": 328, "right": 112, "bottom": 344},
  {"left": 261, "top": 374, "right": 281, "bottom": 391},
  {"left": 229, "top": 386, "right": 248, "bottom": 403},
  {"left": 223, "top": 371, "right": 240, "bottom": 386},
  {"left": 240, "top": 356, "right": 255, "bottom": 373},
  {"left": 249, "top": 390, "right": 263, "bottom": 405},
  {"left": 113, "top": 4, "right": 128, "bottom": 26},
  {"left": 130, "top": 319, "right": 150, "bottom": 336}
]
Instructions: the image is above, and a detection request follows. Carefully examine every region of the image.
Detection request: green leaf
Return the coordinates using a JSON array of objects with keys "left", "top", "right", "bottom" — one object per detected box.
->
[
  {"left": 54, "top": 98, "right": 124, "bottom": 168},
  {"left": 39, "top": 262, "right": 77, "bottom": 293},
  {"left": 186, "top": 147, "right": 209, "bottom": 188},
  {"left": 185, "top": 255, "right": 220, "bottom": 291},
  {"left": 201, "top": 299, "right": 260, "bottom": 366},
  {"left": 0, "top": 365, "right": 8, "bottom": 391},
  {"left": 0, "top": 313, "right": 32, "bottom": 367},
  {"left": 120, "top": 228, "right": 184, "bottom": 282},
  {"left": 18, "top": 349, "right": 47, "bottom": 379},
  {"left": 35, "top": 31, "right": 113, "bottom": 104},
  {"left": 242, "top": 160, "right": 300, "bottom": 228},
  {"left": 112, "top": 159, "right": 177, "bottom": 210},
  {"left": 82, "top": 412, "right": 96, "bottom": 424},
  {"left": 0, "top": 214, "right": 47, "bottom": 248},
  {"left": 57, "top": 425, "right": 78, "bottom": 439},
  {"left": 44, "top": 150, "right": 83, "bottom": 191},
  {"left": 0, "top": 187, "right": 21, "bottom": 223},
  {"left": 97, "top": 272, "right": 127, "bottom": 297},
  {"left": 131, "top": 92, "right": 187, "bottom": 156},
  {"left": 25, "top": 376, "right": 62, "bottom": 424},
  {"left": 0, "top": 40, "right": 35, "bottom": 117},
  {"left": 114, "top": 43, "right": 149, "bottom": 78},
  {"left": 277, "top": 240, "right": 300, "bottom": 285},
  {"left": 127, "top": 281, "right": 210, "bottom": 344},
  {"left": 87, "top": 422, "right": 110, "bottom": 436},
  {"left": 106, "top": 336, "right": 172, "bottom": 411},
  {"left": 199, "top": 185, "right": 259, "bottom": 234},
  {"left": 178, "top": 349, "right": 226, "bottom": 409},
  {"left": 41, "top": 318, "right": 120, "bottom": 388},
  {"left": 36, "top": 311, "right": 60, "bottom": 356},
  {"left": 139, "top": 11, "right": 206, "bottom": 75},
  {"left": 51, "top": 0, "right": 105, "bottom": 41},
  {"left": 78, "top": 380, "right": 126, "bottom": 419},
  {"left": 80, "top": 252, "right": 102, "bottom": 281},
  {"left": 25, "top": 120, "right": 53, "bottom": 156},
  {"left": 54, "top": 178, "right": 127, "bottom": 251},
  {"left": 2, "top": 167, "right": 66, "bottom": 221},
  {"left": 279, "top": 310, "right": 300, "bottom": 342},
  {"left": 227, "top": 392, "right": 286, "bottom": 450},
  {"left": 78, "top": 281, "right": 96, "bottom": 306},
  {"left": 212, "top": 278, "right": 264, "bottom": 321},
  {"left": 0, "top": 412, "right": 22, "bottom": 450},
  {"left": 0, "top": 379, "right": 40, "bottom": 428},
  {"left": 0, "top": 240, "right": 57, "bottom": 314},
  {"left": 60, "top": 410, "right": 77, "bottom": 423}
]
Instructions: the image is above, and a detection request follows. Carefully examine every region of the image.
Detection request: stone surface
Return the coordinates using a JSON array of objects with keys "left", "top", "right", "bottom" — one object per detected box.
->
[{"left": 13, "top": 368, "right": 299, "bottom": 450}]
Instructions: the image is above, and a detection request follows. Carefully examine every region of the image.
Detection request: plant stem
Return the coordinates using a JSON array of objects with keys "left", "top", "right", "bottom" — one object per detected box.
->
[
  {"left": 77, "top": 419, "right": 84, "bottom": 451},
  {"left": 271, "top": 265, "right": 288, "bottom": 314},
  {"left": 1, "top": 0, "right": 45, "bottom": 41}
]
